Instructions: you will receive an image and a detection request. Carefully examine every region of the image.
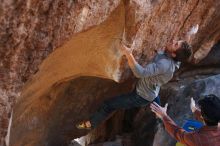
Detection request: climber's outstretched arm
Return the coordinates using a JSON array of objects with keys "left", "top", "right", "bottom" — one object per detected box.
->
[
  {"left": 119, "top": 43, "right": 169, "bottom": 78},
  {"left": 119, "top": 43, "right": 142, "bottom": 77}
]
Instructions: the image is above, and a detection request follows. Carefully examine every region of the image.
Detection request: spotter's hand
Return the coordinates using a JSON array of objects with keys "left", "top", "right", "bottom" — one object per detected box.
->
[
  {"left": 150, "top": 102, "right": 168, "bottom": 119},
  {"left": 190, "top": 97, "right": 197, "bottom": 113}
]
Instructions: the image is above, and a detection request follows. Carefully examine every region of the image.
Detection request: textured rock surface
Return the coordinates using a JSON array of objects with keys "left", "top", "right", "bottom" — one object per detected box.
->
[
  {"left": 11, "top": 77, "right": 134, "bottom": 146},
  {"left": 9, "top": 2, "right": 126, "bottom": 146},
  {"left": 0, "top": 0, "right": 121, "bottom": 145},
  {"left": 0, "top": 0, "right": 219, "bottom": 145}
]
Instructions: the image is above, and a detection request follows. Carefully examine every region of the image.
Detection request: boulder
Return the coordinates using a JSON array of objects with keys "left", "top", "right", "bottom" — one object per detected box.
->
[{"left": 0, "top": 0, "right": 219, "bottom": 145}]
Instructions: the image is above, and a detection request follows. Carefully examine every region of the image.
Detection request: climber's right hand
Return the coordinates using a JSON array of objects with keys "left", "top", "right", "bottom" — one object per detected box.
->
[{"left": 120, "top": 42, "right": 133, "bottom": 55}]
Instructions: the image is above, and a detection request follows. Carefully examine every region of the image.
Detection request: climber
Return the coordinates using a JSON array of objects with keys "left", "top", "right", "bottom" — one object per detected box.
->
[
  {"left": 76, "top": 25, "right": 198, "bottom": 130},
  {"left": 150, "top": 95, "right": 220, "bottom": 146}
]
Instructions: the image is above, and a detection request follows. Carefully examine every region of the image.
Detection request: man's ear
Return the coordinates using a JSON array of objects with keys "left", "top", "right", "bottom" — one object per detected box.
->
[{"left": 171, "top": 53, "right": 176, "bottom": 57}]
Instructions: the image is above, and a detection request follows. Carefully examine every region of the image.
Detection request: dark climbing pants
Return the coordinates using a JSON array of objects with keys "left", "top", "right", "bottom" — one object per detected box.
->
[{"left": 90, "top": 90, "right": 160, "bottom": 128}]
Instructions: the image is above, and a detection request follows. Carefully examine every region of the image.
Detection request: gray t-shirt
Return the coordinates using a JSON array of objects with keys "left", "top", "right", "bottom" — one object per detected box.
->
[{"left": 131, "top": 51, "right": 180, "bottom": 101}]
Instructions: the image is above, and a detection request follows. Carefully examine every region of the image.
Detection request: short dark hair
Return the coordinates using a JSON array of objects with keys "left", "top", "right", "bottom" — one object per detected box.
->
[
  {"left": 198, "top": 94, "right": 220, "bottom": 126},
  {"left": 174, "top": 41, "right": 192, "bottom": 63}
]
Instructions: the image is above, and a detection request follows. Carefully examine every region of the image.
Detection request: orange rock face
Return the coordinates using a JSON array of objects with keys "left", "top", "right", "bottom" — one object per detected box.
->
[{"left": 0, "top": 0, "right": 219, "bottom": 145}]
